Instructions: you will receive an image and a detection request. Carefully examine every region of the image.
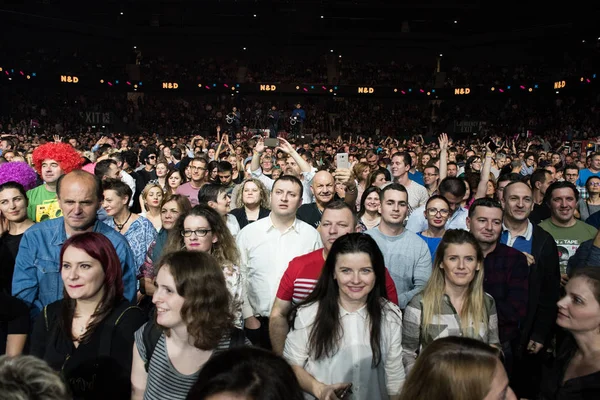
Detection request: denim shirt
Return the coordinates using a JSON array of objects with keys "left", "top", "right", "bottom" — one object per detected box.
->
[{"left": 12, "top": 217, "right": 137, "bottom": 316}]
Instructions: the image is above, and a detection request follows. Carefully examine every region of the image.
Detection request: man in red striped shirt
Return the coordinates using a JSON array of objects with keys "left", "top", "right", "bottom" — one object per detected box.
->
[{"left": 269, "top": 201, "right": 398, "bottom": 355}]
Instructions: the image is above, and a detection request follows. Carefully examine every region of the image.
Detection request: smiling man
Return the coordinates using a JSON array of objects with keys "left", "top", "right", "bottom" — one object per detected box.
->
[
  {"left": 13, "top": 170, "right": 137, "bottom": 316},
  {"left": 467, "top": 198, "right": 528, "bottom": 378}
]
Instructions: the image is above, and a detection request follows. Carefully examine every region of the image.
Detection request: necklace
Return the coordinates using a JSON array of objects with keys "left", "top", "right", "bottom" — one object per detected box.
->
[{"left": 114, "top": 212, "right": 132, "bottom": 232}]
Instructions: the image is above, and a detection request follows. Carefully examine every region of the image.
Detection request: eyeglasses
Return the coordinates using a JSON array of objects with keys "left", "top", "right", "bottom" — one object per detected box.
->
[
  {"left": 148, "top": 155, "right": 156, "bottom": 159},
  {"left": 191, "top": 166, "right": 207, "bottom": 171},
  {"left": 589, "top": 182, "right": 600, "bottom": 187},
  {"left": 181, "top": 229, "right": 212, "bottom": 237},
  {"left": 424, "top": 173, "right": 438, "bottom": 177},
  {"left": 426, "top": 208, "right": 450, "bottom": 217},
  {"left": 527, "top": 158, "right": 535, "bottom": 161}
]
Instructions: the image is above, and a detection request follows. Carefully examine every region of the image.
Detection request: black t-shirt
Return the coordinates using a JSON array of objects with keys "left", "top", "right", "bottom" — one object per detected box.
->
[
  {"left": 0, "top": 233, "right": 23, "bottom": 294},
  {"left": 297, "top": 203, "right": 322, "bottom": 228},
  {"left": 530, "top": 203, "right": 551, "bottom": 225}
]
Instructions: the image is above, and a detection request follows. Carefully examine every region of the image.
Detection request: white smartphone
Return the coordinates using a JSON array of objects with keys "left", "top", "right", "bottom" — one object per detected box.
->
[{"left": 336, "top": 153, "right": 350, "bottom": 169}]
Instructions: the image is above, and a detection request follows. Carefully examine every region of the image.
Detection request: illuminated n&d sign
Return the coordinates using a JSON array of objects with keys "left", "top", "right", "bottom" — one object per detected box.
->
[
  {"left": 60, "top": 75, "right": 79, "bottom": 83},
  {"left": 259, "top": 84, "right": 277, "bottom": 91},
  {"left": 454, "top": 87, "right": 470, "bottom": 95},
  {"left": 162, "top": 82, "right": 179, "bottom": 89},
  {"left": 358, "top": 87, "right": 375, "bottom": 94},
  {"left": 554, "top": 80, "right": 566, "bottom": 89}
]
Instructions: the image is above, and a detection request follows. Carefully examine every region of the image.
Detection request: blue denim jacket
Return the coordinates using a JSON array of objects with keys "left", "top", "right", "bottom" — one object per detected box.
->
[{"left": 12, "top": 217, "right": 137, "bottom": 316}]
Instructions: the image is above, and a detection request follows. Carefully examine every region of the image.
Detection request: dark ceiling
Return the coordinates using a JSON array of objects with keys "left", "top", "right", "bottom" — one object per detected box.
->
[{"left": 1, "top": 0, "right": 597, "bottom": 59}]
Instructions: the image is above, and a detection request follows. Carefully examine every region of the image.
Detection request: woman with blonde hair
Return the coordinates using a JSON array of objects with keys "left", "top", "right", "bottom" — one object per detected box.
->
[
  {"left": 399, "top": 336, "right": 516, "bottom": 400},
  {"left": 402, "top": 229, "right": 500, "bottom": 373},
  {"left": 230, "top": 178, "right": 270, "bottom": 229},
  {"left": 140, "top": 183, "right": 164, "bottom": 231},
  {"left": 352, "top": 162, "right": 370, "bottom": 211}
]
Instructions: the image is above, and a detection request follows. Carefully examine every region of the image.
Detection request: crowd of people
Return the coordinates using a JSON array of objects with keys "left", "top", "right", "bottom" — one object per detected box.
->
[{"left": 0, "top": 105, "right": 600, "bottom": 400}]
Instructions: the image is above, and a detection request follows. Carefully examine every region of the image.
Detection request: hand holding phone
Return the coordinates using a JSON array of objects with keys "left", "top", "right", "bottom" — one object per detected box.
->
[
  {"left": 335, "top": 383, "right": 353, "bottom": 399},
  {"left": 336, "top": 153, "right": 350, "bottom": 169},
  {"left": 264, "top": 138, "right": 279, "bottom": 147}
]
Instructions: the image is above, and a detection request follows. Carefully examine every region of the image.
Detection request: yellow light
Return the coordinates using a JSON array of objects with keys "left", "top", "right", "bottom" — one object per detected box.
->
[
  {"left": 491, "top": 87, "right": 495, "bottom": 91},
  {"left": 231, "top": 86, "right": 235, "bottom": 90},
  {"left": 329, "top": 89, "right": 333, "bottom": 93},
  {"left": 134, "top": 84, "right": 138, "bottom": 88},
  {"left": 26, "top": 75, "right": 30, "bottom": 79},
  {"left": 581, "top": 77, "right": 584, "bottom": 81},
  {"left": 100, "top": 79, "right": 104, "bottom": 83},
  {"left": 198, "top": 84, "right": 202, "bottom": 87},
  {"left": 0, "top": 67, "right": 3, "bottom": 72},
  {"left": 528, "top": 88, "right": 533, "bottom": 92},
  {"left": 394, "top": 88, "right": 398, "bottom": 92},
  {"left": 427, "top": 91, "right": 431, "bottom": 95},
  {"left": 296, "top": 86, "right": 300, "bottom": 90}
]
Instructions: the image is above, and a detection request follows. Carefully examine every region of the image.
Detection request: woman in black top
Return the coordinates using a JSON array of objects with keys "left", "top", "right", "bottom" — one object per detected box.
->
[
  {"left": 0, "top": 181, "right": 34, "bottom": 356},
  {"left": 230, "top": 178, "right": 270, "bottom": 229},
  {"left": 31, "top": 232, "right": 146, "bottom": 400},
  {"left": 540, "top": 267, "right": 600, "bottom": 399}
]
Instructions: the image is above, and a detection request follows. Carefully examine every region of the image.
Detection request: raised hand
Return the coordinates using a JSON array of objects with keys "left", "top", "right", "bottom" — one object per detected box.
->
[{"left": 438, "top": 132, "right": 449, "bottom": 151}]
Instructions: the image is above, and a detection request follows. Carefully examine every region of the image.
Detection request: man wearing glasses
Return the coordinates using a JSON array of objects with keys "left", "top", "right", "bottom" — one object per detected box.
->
[
  {"left": 137, "top": 148, "right": 158, "bottom": 191},
  {"left": 422, "top": 165, "right": 440, "bottom": 197},
  {"left": 406, "top": 177, "right": 468, "bottom": 233},
  {"left": 176, "top": 156, "right": 208, "bottom": 206},
  {"left": 521, "top": 152, "right": 536, "bottom": 176}
]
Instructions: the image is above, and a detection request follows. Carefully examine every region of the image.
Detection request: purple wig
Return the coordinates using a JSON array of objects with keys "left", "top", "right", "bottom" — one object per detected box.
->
[{"left": 0, "top": 161, "right": 39, "bottom": 191}]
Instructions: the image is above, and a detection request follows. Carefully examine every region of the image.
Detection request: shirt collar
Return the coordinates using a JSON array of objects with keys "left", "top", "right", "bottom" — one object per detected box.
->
[
  {"left": 339, "top": 304, "right": 369, "bottom": 319},
  {"left": 502, "top": 220, "right": 533, "bottom": 241},
  {"left": 265, "top": 214, "right": 300, "bottom": 233}
]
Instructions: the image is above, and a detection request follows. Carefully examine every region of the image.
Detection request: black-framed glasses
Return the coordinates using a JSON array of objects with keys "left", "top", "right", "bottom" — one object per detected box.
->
[
  {"left": 148, "top": 155, "right": 156, "bottom": 159},
  {"left": 181, "top": 229, "right": 212, "bottom": 237},
  {"left": 426, "top": 207, "right": 450, "bottom": 217}
]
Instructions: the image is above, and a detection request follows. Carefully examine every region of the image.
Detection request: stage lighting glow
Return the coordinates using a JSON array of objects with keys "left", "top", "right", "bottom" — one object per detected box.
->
[
  {"left": 419, "top": 89, "right": 424, "bottom": 93},
  {"left": 26, "top": 75, "right": 30, "bottom": 79},
  {"left": 296, "top": 86, "right": 300, "bottom": 90},
  {"left": 303, "top": 88, "right": 308, "bottom": 92},
  {"left": 499, "top": 89, "right": 504, "bottom": 93},
  {"left": 401, "top": 91, "right": 406, "bottom": 94},
  {"left": 100, "top": 79, "right": 104, "bottom": 83},
  {"left": 126, "top": 81, "right": 131, "bottom": 85},
  {"left": 520, "top": 85, "right": 525, "bottom": 89},
  {"left": 491, "top": 87, "right": 495, "bottom": 91},
  {"left": 528, "top": 88, "right": 533, "bottom": 92},
  {"left": 432, "top": 89, "right": 436, "bottom": 93},
  {"left": 108, "top": 82, "right": 113, "bottom": 86},
  {"left": 408, "top": 88, "right": 412, "bottom": 92},
  {"left": 507, "top": 86, "right": 511, "bottom": 89},
  {"left": 224, "top": 84, "right": 229, "bottom": 88},
  {"left": 394, "top": 89, "right": 398, "bottom": 92}
]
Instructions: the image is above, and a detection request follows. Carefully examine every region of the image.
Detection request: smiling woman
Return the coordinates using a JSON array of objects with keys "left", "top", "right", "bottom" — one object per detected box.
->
[{"left": 284, "top": 233, "right": 404, "bottom": 400}]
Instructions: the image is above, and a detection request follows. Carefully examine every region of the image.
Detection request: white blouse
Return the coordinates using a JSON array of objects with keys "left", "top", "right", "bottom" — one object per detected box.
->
[{"left": 284, "top": 300, "right": 405, "bottom": 400}]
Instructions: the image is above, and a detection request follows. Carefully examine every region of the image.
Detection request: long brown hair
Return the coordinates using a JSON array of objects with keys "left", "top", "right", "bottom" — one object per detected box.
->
[
  {"left": 156, "top": 251, "right": 234, "bottom": 349},
  {"left": 59, "top": 232, "right": 124, "bottom": 343}
]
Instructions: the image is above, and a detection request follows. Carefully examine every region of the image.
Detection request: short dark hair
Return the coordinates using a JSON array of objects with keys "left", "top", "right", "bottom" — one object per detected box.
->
[
  {"left": 438, "top": 177, "right": 467, "bottom": 198},
  {"left": 497, "top": 173, "right": 522, "bottom": 185},
  {"left": 198, "top": 183, "right": 228, "bottom": 205},
  {"left": 323, "top": 200, "right": 358, "bottom": 227},
  {"left": 102, "top": 178, "right": 132, "bottom": 204},
  {"left": 544, "top": 180, "right": 579, "bottom": 205},
  {"left": 217, "top": 161, "right": 233, "bottom": 174},
  {"left": 391, "top": 151, "right": 411, "bottom": 166},
  {"left": 468, "top": 198, "right": 503, "bottom": 218},
  {"left": 380, "top": 182, "right": 408, "bottom": 201},
  {"left": 273, "top": 175, "right": 303, "bottom": 199},
  {"left": 530, "top": 169, "right": 552, "bottom": 191},
  {"left": 564, "top": 164, "right": 579, "bottom": 173},
  {"left": 94, "top": 159, "right": 117, "bottom": 178},
  {"left": 186, "top": 347, "right": 304, "bottom": 400},
  {"left": 121, "top": 150, "right": 139, "bottom": 169}
]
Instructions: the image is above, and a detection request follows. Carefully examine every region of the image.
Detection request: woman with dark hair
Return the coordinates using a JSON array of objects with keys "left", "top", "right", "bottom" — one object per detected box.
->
[
  {"left": 402, "top": 230, "right": 499, "bottom": 373},
  {"left": 284, "top": 233, "right": 404, "bottom": 400},
  {"left": 207, "top": 160, "right": 219, "bottom": 184},
  {"left": 166, "top": 168, "right": 187, "bottom": 195},
  {"left": 30, "top": 232, "right": 146, "bottom": 399},
  {"left": 357, "top": 186, "right": 381, "bottom": 232},
  {"left": 186, "top": 347, "right": 304, "bottom": 400},
  {"left": 540, "top": 267, "right": 600, "bottom": 399},
  {"left": 417, "top": 195, "right": 451, "bottom": 260},
  {"left": 367, "top": 170, "right": 389, "bottom": 188},
  {"left": 131, "top": 251, "right": 248, "bottom": 400},
  {"left": 577, "top": 176, "right": 600, "bottom": 222},
  {"left": 163, "top": 205, "right": 245, "bottom": 327},
  {"left": 0, "top": 182, "right": 35, "bottom": 356},
  {"left": 399, "top": 336, "right": 516, "bottom": 400}
]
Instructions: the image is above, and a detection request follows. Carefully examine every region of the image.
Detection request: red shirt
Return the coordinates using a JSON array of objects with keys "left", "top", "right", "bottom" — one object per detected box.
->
[{"left": 276, "top": 248, "right": 399, "bottom": 305}]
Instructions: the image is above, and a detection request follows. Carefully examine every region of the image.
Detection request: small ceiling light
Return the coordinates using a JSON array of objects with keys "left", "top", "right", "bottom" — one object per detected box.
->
[{"left": 120, "top": 12, "right": 124, "bottom": 15}]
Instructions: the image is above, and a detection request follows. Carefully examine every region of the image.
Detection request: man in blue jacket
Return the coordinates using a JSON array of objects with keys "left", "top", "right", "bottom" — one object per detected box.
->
[{"left": 12, "top": 170, "right": 137, "bottom": 316}]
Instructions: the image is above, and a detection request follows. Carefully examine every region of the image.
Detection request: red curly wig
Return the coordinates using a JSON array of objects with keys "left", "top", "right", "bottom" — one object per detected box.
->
[{"left": 32, "top": 143, "right": 83, "bottom": 175}]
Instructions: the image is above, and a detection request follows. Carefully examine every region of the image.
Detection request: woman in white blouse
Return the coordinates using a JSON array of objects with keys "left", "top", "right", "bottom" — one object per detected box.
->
[{"left": 284, "top": 233, "right": 404, "bottom": 400}]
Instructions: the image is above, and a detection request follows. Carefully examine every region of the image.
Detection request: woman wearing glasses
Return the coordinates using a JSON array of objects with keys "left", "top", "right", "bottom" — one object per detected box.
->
[
  {"left": 163, "top": 205, "right": 244, "bottom": 328},
  {"left": 577, "top": 176, "right": 600, "bottom": 222},
  {"left": 402, "top": 229, "right": 499, "bottom": 374},
  {"left": 417, "top": 196, "right": 451, "bottom": 261}
]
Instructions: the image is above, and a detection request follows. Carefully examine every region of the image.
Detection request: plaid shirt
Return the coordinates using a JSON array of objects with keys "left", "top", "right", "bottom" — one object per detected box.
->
[
  {"left": 402, "top": 292, "right": 500, "bottom": 373},
  {"left": 577, "top": 185, "right": 589, "bottom": 200},
  {"left": 483, "top": 243, "right": 529, "bottom": 343}
]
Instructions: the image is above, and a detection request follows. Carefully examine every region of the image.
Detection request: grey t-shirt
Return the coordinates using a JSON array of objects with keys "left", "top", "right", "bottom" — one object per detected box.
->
[{"left": 365, "top": 227, "right": 432, "bottom": 308}]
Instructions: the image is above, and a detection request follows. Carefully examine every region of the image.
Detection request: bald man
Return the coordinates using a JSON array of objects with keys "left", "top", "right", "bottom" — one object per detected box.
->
[
  {"left": 296, "top": 169, "right": 357, "bottom": 228},
  {"left": 12, "top": 170, "right": 137, "bottom": 316}
]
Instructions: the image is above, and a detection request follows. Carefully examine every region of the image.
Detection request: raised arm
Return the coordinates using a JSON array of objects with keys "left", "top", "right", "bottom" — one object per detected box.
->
[
  {"left": 474, "top": 144, "right": 493, "bottom": 200},
  {"left": 277, "top": 137, "right": 312, "bottom": 173},
  {"left": 438, "top": 133, "right": 449, "bottom": 180}
]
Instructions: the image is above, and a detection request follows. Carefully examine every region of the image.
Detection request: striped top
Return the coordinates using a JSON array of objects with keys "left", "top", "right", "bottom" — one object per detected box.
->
[
  {"left": 401, "top": 292, "right": 500, "bottom": 373},
  {"left": 134, "top": 323, "right": 250, "bottom": 400}
]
